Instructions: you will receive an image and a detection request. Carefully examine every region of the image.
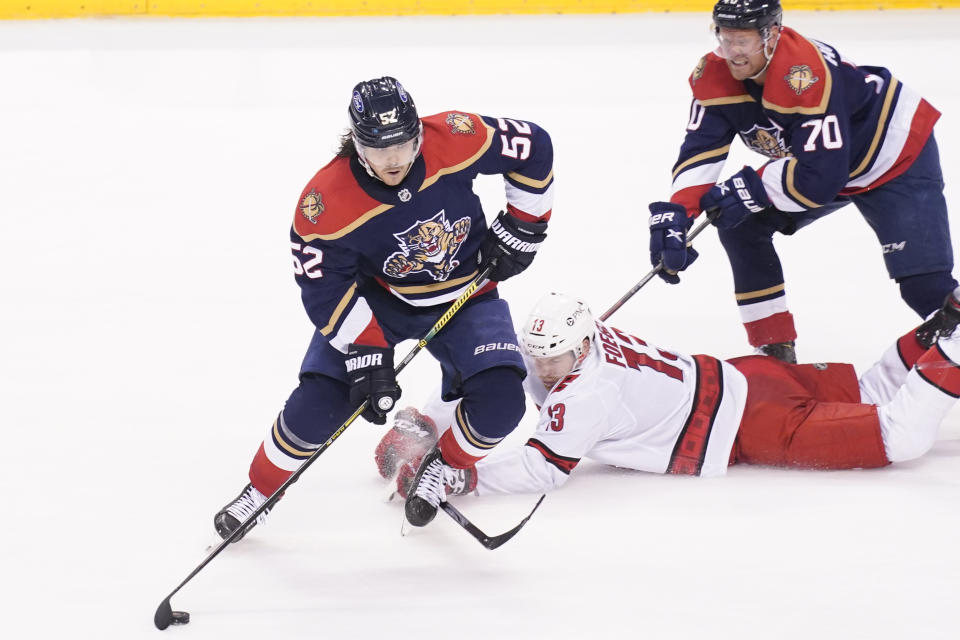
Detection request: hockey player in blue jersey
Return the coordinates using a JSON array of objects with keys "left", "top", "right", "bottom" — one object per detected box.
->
[
  {"left": 213, "top": 76, "right": 554, "bottom": 538},
  {"left": 648, "top": 0, "right": 958, "bottom": 364}
]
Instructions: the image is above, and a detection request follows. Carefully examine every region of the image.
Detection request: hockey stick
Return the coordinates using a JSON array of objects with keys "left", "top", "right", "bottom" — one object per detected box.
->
[
  {"left": 600, "top": 209, "right": 719, "bottom": 321},
  {"left": 440, "top": 495, "right": 545, "bottom": 550},
  {"left": 155, "top": 264, "right": 496, "bottom": 631}
]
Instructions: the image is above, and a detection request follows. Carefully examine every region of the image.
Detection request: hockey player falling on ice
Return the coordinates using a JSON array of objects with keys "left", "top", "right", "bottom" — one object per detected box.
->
[
  {"left": 648, "top": 0, "right": 958, "bottom": 364},
  {"left": 378, "top": 290, "right": 960, "bottom": 500},
  {"left": 213, "top": 76, "right": 554, "bottom": 539}
]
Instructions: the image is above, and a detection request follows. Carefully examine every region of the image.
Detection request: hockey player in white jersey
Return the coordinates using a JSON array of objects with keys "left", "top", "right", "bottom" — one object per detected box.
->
[{"left": 382, "top": 290, "right": 960, "bottom": 501}]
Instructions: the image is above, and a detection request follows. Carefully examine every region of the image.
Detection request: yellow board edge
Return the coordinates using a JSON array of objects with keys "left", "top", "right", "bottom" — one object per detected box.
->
[{"left": 1, "top": 0, "right": 958, "bottom": 21}]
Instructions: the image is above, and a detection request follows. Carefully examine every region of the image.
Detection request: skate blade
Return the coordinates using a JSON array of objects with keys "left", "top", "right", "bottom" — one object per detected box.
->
[
  {"left": 400, "top": 513, "right": 414, "bottom": 537},
  {"left": 204, "top": 534, "right": 229, "bottom": 553}
]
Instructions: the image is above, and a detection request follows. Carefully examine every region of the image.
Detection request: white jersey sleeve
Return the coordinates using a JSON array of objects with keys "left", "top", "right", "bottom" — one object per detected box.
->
[{"left": 475, "top": 384, "right": 609, "bottom": 495}]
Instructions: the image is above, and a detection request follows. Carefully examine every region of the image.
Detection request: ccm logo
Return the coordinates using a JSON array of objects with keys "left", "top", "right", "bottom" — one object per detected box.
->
[
  {"left": 473, "top": 342, "right": 520, "bottom": 355},
  {"left": 883, "top": 241, "right": 906, "bottom": 254}
]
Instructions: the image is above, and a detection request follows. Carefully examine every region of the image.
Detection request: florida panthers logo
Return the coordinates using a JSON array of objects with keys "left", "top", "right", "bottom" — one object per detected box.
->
[
  {"left": 446, "top": 113, "right": 476, "bottom": 135},
  {"left": 383, "top": 210, "right": 471, "bottom": 281},
  {"left": 691, "top": 56, "right": 707, "bottom": 85},
  {"left": 299, "top": 189, "right": 324, "bottom": 224},
  {"left": 740, "top": 123, "right": 791, "bottom": 159},
  {"left": 784, "top": 65, "right": 819, "bottom": 95}
]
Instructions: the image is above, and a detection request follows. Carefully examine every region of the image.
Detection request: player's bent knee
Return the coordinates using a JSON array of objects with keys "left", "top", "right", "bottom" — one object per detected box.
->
[
  {"left": 283, "top": 373, "right": 353, "bottom": 442},
  {"left": 898, "top": 271, "right": 959, "bottom": 317},
  {"left": 460, "top": 367, "right": 526, "bottom": 439}
]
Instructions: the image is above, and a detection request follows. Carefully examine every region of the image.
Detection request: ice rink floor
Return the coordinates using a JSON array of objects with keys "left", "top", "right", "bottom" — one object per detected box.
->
[{"left": 2, "top": 9, "right": 960, "bottom": 639}]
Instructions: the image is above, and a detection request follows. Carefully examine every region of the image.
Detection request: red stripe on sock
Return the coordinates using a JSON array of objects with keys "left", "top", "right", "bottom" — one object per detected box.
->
[
  {"left": 437, "top": 430, "right": 484, "bottom": 469},
  {"left": 743, "top": 311, "right": 797, "bottom": 348},
  {"left": 897, "top": 329, "right": 928, "bottom": 370},
  {"left": 248, "top": 444, "right": 292, "bottom": 496},
  {"left": 916, "top": 345, "right": 960, "bottom": 398}
]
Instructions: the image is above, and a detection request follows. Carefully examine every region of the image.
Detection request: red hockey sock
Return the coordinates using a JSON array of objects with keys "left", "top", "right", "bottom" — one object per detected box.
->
[
  {"left": 248, "top": 444, "right": 293, "bottom": 497},
  {"left": 437, "top": 429, "right": 485, "bottom": 469},
  {"left": 895, "top": 327, "right": 929, "bottom": 370},
  {"left": 743, "top": 311, "right": 797, "bottom": 348},
  {"left": 916, "top": 344, "right": 960, "bottom": 397}
]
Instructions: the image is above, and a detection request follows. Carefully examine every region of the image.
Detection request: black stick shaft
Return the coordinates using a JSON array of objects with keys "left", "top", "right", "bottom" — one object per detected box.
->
[
  {"left": 154, "top": 265, "right": 493, "bottom": 630},
  {"left": 600, "top": 210, "right": 717, "bottom": 322}
]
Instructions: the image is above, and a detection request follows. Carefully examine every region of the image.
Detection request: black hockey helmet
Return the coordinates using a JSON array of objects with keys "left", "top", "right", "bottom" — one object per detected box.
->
[
  {"left": 712, "top": 0, "right": 782, "bottom": 33},
  {"left": 349, "top": 76, "right": 421, "bottom": 149}
]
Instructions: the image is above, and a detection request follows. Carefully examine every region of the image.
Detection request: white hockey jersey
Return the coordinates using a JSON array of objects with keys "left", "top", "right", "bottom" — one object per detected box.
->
[{"left": 474, "top": 322, "right": 749, "bottom": 495}]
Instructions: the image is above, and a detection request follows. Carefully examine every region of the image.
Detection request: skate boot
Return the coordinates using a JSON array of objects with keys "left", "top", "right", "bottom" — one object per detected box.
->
[
  {"left": 214, "top": 483, "right": 271, "bottom": 542},
  {"left": 916, "top": 286, "right": 960, "bottom": 348},
  {"left": 756, "top": 341, "right": 797, "bottom": 364},
  {"left": 404, "top": 445, "right": 451, "bottom": 527}
]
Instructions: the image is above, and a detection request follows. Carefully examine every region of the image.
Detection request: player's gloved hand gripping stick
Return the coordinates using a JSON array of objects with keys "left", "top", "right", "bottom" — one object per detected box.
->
[
  {"left": 603, "top": 209, "right": 719, "bottom": 321},
  {"left": 154, "top": 260, "right": 542, "bottom": 630}
]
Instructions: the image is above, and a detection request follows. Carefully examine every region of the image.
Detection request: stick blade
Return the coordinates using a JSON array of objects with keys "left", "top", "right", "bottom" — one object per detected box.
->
[
  {"left": 154, "top": 597, "right": 173, "bottom": 630},
  {"left": 480, "top": 494, "right": 546, "bottom": 550},
  {"left": 440, "top": 494, "right": 545, "bottom": 550}
]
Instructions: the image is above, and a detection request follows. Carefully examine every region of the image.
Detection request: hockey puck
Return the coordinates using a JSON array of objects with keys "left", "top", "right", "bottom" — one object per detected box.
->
[{"left": 171, "top": 611, "right": 191, "bottom": 625}]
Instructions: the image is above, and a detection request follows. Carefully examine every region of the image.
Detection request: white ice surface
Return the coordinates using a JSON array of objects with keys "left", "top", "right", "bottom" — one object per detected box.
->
[{"left": 2, "top": 10, "right": 960, "bottom": 639}]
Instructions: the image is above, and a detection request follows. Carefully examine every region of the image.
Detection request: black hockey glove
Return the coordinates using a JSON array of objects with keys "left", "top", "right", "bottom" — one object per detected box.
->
[
  {"left": 480, "top": 210, "right": 548, "bottom": 282},
  {"left": 648, "top": 201, "right": 698, "bottom": 284},
  {"left": 345, "top": 344, "right": 401, "bottom": 425},
  {"left": 700, "top": 166, "right": 772, "bottom": 230}
]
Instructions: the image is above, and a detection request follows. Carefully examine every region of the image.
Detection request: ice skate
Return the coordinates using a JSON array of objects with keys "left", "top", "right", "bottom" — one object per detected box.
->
[
  {"left": 213, "top": 483, "right": 271, "bottom": 542},
  {"left": 404, "top": 445, "right": 450, "bottom": 527},
  {"left": 916, "top": 286, "right": 960, "bottom": 348},
  {"left": 756, "top": 341, "right": 797, "bottom": 364}
]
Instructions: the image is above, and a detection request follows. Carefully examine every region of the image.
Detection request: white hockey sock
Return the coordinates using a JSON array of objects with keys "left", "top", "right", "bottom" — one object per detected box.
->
[
  {"left": 877, "top": 344, "right": 960, "bottom": 462},
  {"left": 859, "top": 342, "right": 910, "bottom": 406}
]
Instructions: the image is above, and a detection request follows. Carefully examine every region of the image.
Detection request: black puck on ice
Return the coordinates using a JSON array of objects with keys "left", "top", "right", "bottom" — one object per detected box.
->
[{"left": 171, "top": 611, "right": 191, "bottom": 625}]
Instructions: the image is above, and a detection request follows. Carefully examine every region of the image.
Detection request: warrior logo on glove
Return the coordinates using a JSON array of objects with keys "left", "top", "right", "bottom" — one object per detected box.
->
[{"left": 480, "top": 210, "right": 548, "bottom": 282}]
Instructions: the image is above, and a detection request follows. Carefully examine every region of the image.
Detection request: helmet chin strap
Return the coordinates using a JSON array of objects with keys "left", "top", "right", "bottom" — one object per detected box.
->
[{"left": 748, "top": 28, "right": 781, "bottom": 80}]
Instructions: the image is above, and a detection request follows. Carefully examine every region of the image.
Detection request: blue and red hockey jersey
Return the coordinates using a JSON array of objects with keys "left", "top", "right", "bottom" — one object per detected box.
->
[
  {"left": 290, "top": 111, "right": 554, "bottom": 352},
  {"left": 670, "top": 26, "right": 940, "bottom": 217}
]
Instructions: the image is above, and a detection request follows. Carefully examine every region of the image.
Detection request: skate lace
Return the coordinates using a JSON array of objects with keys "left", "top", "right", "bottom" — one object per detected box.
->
[
  {"left": 414, "top": 459, "right": 447, "bottom": 508},
  {"left": 226, "top": 486, "right": 270, "bottom": 525}
]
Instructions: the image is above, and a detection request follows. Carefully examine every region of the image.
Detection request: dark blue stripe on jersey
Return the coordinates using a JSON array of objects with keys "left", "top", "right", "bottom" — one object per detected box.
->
[
  {"left": 504, "top": 172, "right": 553, "bottom": 194},
  {"left": 672, "top": 148, "right": 730, "bottom": 178},
  {"left": 849, "top": 79, "right": 902, "bottom": 181},
  {"left": 735, "top": 289, "right": 786, "bottom": 306}
]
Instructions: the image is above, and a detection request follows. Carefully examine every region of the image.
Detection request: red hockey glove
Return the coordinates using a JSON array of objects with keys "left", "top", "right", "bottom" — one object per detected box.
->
[{"left": 374, "top": 407, "right": 439, "bottom": 479}]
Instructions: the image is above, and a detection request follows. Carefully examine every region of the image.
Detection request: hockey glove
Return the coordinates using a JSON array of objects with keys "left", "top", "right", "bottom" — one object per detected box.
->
[
  {"left": 648, "top": 201, "right": 698, "bottom": 284},
  {"left": 374, "top": 407, "right": 439, "bottom": 479},
  {"left": 395, "top": 454, "right": 477, "bottom": 499},
  {"left": 346, "top": 344, "right": 401, "bottom": 426},
  {"left": 700, "top": 166, "right": 772, "bottom": 230},
  {"left": 480, "top": 210, "right": 548, "bottom": 282}
]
